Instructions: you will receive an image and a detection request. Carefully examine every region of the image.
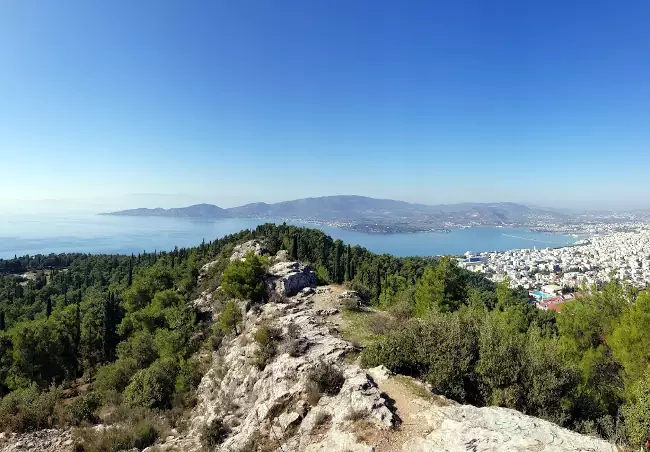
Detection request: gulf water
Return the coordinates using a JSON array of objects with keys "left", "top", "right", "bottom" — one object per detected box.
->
[{"left": 0, "top": 214, "right": 576, "bottom": 259}]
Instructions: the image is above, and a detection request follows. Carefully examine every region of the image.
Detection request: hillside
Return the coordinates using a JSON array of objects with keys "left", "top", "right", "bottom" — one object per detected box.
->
[
  {"left": 0, "top": 240, "right": 616, "bottom": 451},
  {"left": 102, "top": 195, "right": 567, "bottom": 233}
]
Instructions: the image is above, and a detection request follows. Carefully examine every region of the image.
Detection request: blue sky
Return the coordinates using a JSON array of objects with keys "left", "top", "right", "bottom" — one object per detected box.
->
[{"left": 1, "top": 0, "right": 650, "bottom": 212}]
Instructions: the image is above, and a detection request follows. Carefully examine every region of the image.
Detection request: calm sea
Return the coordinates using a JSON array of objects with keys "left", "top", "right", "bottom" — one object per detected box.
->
[{"left": 0, "top": 214, "right": 576, "bottom": 259}]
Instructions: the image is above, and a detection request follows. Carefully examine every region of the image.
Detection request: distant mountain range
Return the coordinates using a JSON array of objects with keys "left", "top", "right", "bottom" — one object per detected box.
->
[{"left": 101, "top": 196, "right": 571, "bottom": 233}]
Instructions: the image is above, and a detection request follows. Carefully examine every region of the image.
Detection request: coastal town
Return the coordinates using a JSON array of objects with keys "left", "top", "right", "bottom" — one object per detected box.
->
[{"left": 459, "top": 223, "right": 650, "bottom": 312}]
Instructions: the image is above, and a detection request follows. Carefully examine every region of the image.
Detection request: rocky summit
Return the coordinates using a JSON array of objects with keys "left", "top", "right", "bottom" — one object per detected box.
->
[{"left": 0, "top": 241, "right": 618, "bottom": 452}]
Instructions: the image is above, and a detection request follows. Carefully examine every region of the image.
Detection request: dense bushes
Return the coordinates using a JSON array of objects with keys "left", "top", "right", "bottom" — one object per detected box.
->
[
  {"left": 360, "top": 278, "right": 650, "bottom": 446},
  {"left": 361, "top": 309, "right": 481, "bottom": 403},
  {"left": 0, "top": 385, "right": 60, "bottom": 432},
  {"left": 361, "top": 307, "right": 580, "bottom": 421},
  {"left": 64, "top": 392, "right": 101, "bottom": 426},
  {"left": 216, "top": 301, "right": 242, "bottom": 335},
  {"left": 123, "top": 359, "right": 179, "bottom": 409}
]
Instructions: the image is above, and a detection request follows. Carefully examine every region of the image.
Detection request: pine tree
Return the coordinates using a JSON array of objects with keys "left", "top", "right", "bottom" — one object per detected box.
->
[{"left": 102, "top": 292, "right": 119, "bottom": 362}]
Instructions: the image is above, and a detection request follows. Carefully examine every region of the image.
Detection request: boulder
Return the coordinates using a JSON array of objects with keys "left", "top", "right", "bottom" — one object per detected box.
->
[
  {"left": 268, "top": 261, "right": 317, "bottom": 297},
  {"left": 230, "top": 240, "right": 270, "bottom": 262},
  {"left": 274, "top": 249, "right": 290, "bottom": 263},
  {"left": 198, "top": 259, "right": 220, "bottom": 281}
]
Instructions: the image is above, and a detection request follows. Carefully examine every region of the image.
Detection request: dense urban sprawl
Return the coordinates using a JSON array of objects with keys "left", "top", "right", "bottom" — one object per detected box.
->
[{"left": 459, "top": 223, "right": 650, "bottom": 310}]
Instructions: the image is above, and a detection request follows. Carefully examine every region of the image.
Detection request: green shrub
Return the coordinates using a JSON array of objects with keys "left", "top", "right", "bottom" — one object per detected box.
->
[
  {"left": 65, "top": 392, "right": 101, "bottom": 426},
  {"left": 94, "top": 358, "right": 138, "bottom": 396},
  {"left": 210, "top": 327, "right": 224, "bottom": 350},
  {"left": 175, "top": 358, "right": 203, "bottom": 395},
  {"left": 309, "top": 361, "right": 345, "bottom": 396},
  {"left": 623, "top": 370, "right": 650, "bottom": 447},
  {"left": 314, "top": 264, "right": 330, "bottom": 285},
  {"left": 253, "top": 324, "right": 282, "bottom": 370},
  {"left": 341, "top": 297, "right": 363, "bottom": 312},
  {"left": 154, "top": 328, "right": 186, "bottom": 360},
  {"left": 73, "top": 419, "right": 160, "bottom": 452},
  {"left": 201, "top": 418, "right": 230, "bottom": 449},
  {"left": 221, "top": 253, "right": 267, "bottom": 302},
  {"left": 116, "top": 331, "right": 158, "bottom": 369},
  {"left": 217, "top": 301, "right": 243, "bottom": 336},
  {"left": 361, "top": 313, "right": 480, "bottom": 404},
  {"left": 123, "top": 359, "right": 179, "bottom": 409},
  {"left": 0, "top": 385, "right": 61, "bottom": 432}
]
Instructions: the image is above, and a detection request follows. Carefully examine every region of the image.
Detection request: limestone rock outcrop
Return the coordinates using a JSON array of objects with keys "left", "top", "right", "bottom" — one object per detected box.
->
[
  {"left": 229, "top": 239, "right": 270, "bottom": 262},
  {"left": 267, "top": 261, "right": 317, "bottom": 297}
]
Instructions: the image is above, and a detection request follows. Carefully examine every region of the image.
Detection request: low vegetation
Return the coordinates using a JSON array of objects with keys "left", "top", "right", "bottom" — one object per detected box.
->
[
  {"left": 309, "top": 361, "right": 345, "bottom": 396},
  {"left": 253, "top": 323, "right": 282, "bottom": 370},
  {"left": 74, "top": 419, "right": 161, "bottom": 452},
  {"left": 201, "top": 418, "right": 230, "bottom": 449}
]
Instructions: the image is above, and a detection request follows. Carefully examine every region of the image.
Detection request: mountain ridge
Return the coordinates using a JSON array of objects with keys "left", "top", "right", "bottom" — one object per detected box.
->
[{"left": 100, "top": 195, "right": 567, "bottom": 233}]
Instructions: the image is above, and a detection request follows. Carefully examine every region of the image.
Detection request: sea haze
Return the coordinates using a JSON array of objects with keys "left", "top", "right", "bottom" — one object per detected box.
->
[{"left": 0, "top": 214, "right": 576, "bottom": 259}]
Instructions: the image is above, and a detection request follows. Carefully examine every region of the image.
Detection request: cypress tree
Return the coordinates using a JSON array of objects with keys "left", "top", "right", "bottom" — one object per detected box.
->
[
  {"left": 128, "top": 254, "right": 133, "bottom": 287},
  {"left": 74, "top": 300, "right": 81, "bottom": 356},
  {"left": 291, "top": 234, "right": 298, "bottom": 260},
  {"left": 46, "top": 296, "right": 52, "bottom": 318},
  {"left": 0, "top": 311, "right": 5, "bottom": 331},
  {"left": 320, "top": 235, "right": 329, "bottom": 266},
  {"left": 334, "top": 241, "right": 342, "bottom": 283},
  {"left": 344, "top": 245, "right": 352, "bottom": 281},
  {"left": 376, "top": 265, "right": 382, "bottom": 301}
]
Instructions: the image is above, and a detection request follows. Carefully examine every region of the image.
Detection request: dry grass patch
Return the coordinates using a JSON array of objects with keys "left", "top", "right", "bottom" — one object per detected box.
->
[
  {"left": 340, "top": 310, "right": 384, "bottom": 348},
  {"left": 351, "top": 418, "right": 379, "bottom": 444},
  {"left": 393, "top": 375, "right": 454, "bottom": 406}
]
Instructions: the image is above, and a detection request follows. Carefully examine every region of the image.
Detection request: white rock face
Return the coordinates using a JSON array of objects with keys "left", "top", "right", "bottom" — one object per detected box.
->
[
  {"left": 403, "top": 404, "right": 617, "bottom": 452},
  {"left": 267, "top": 261, "right": 317, "bottom": 297},
  {"left": 229, "top": 239, "right": 270, "bottom": 262},
  {"left": 157, "top": 286, "right": 394, "bottom": 452},
  {"left": 274, "top": 249, "right": 290, "bottom": 263},
  {"left": 198, "top": 258, "right": 220, "bottom": 281}
]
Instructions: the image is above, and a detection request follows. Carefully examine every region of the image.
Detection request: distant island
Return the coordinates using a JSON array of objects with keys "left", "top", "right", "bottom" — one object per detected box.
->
[{"left": 101, "top": 195, "right": 579, "bottom": 234}]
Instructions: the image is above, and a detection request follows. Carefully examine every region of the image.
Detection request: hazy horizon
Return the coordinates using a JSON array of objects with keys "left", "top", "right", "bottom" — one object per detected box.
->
[{"left": 2, "top": 1, "right": 650, "bottom": 212}]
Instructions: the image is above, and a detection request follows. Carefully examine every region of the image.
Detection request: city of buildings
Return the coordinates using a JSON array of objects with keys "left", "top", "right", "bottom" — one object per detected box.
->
[{"left": 458, "top": 223, "right": 650, "bottom": 311}]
